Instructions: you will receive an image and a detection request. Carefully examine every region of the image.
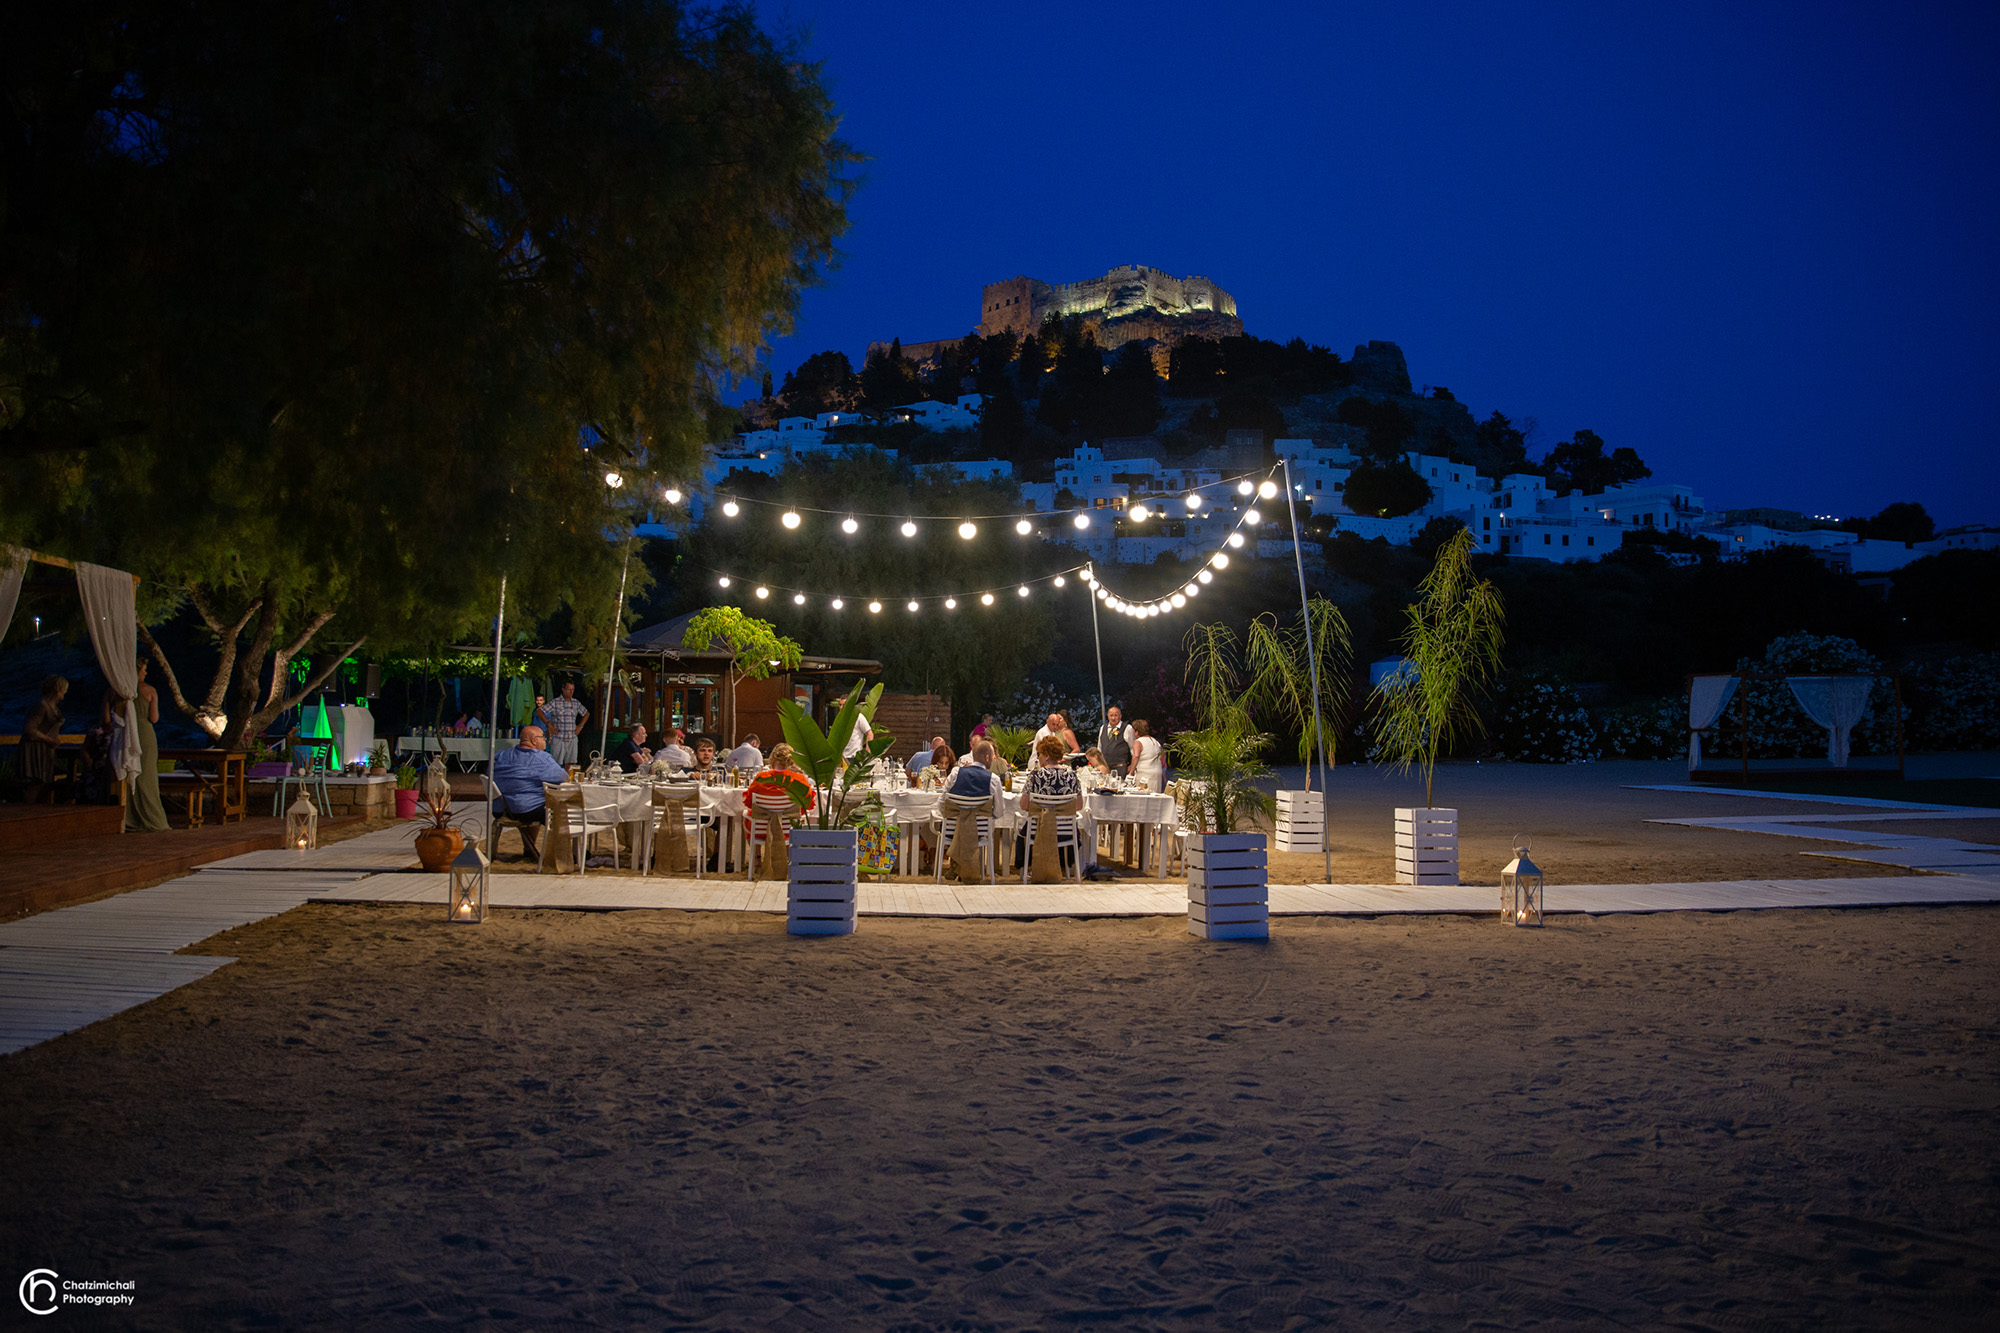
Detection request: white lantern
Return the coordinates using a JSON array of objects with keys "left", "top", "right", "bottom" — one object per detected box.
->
[
  {"left": 449, "top": 843, "right": 489, "bottom": 924},
  {"left": 1502, "top": 835, "right": 1543, "bottom": 928},
  {"left": 286, "top": 793, "right": 319, "bottom": 851}
]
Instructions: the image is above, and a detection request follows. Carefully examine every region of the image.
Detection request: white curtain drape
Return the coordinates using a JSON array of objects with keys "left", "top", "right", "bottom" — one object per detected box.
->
[
  {"left": 1686, "top": 674, "right": 1738, "bottom": 766},
  {"left": 0, "top": 547, "right": 26, "bottom": 644},
  {"left": 1787, "top": 675, "right": 1874, "bottom": 767},
  {"left": 75, "top": 562, "right": 144, "bottom": 781}
]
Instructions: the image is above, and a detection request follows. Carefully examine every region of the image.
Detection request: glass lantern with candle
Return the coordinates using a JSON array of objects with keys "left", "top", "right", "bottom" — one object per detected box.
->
[
  {"left": 285, "top": 793, "right": 319, "bottom": 852},
  {"left": 449, "top": 843, "right": 488, "bottom": 923},
  {"left": 1501, "top": 835, "right": 1543, "bottom": 927}
]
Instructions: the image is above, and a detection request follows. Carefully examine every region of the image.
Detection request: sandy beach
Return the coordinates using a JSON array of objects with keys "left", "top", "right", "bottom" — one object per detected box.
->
[{"left": 3, "top": 900, "right": 1995, "bottom": 1328}]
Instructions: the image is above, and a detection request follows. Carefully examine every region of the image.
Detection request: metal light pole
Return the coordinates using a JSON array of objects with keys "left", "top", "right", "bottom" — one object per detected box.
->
[
  {"left": 1280, "top": 458, "right": 1333, "bottom": 884},
  {"left": 1086, "top": 563, "right": 1106, "bottom": 732},
  {"left": 598, "top": 540, "right": 633, "bottom": 763},
  {"left": 485, "top": 573, "right": 506, "bottom": 860}
]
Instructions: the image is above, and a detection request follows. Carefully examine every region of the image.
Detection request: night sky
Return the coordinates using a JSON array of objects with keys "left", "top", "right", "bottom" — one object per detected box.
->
[{"left": 748, "top": 1, "right": 1997, "bottom": 527}]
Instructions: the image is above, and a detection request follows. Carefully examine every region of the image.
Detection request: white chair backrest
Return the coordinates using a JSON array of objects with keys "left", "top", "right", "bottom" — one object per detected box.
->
[
  {"left": 946, "top": 792, "right": 995, "bottom": 812},
  {"left": 750, "top": 794, "right": 795, "bottom": 815}
]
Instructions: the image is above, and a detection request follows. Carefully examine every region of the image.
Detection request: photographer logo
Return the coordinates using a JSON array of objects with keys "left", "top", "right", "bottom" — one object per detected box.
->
[{"left": 19, "top": 1270, "right": 58, "bottom": 1316}]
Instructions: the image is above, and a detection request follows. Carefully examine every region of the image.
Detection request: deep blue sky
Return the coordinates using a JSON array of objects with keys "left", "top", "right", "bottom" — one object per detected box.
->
[{"left": 750, "top": 1, "right": 1997, "bottom": 527}]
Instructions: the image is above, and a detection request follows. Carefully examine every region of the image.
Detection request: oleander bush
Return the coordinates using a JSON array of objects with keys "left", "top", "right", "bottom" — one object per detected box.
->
[
  {"left": 995, "top": 683, "right": 1099, "bottom": 740},
  {"left": 1732, "top": 633, "right": 1898, "bottom": 759},
  {"left": 1905, "top": 653, "right": 2000, "bottom": 750},
  {"left": 1488, "top": 671, "right": 1600, "bottom": 764},
  {"left": 1595, "top": 696, "right": 1686, "bottom": 759}
]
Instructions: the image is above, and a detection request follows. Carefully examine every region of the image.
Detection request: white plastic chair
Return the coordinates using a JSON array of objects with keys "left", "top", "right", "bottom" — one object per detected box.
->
[
  {"left": 934, "top": 792, "right": 997, "bottom": 884},
  {"left": 747, "top": 793, "right": 798, "bottom": 882},
  {"left": 539, "top": 782, "right": 622, "bottom": 874}
]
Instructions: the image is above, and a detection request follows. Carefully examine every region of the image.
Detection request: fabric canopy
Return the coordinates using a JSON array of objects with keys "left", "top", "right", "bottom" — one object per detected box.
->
[
  {"left": 75, "top": 561, "right": 144, "bottom": 781},
  {"left": 1787, "top": 675, "right": 1874, "bottom": 767},
  {"left": 0, "top": 547, "right": 25, "bottom": 645},
  {"left": 1686, "top": 674, "right": 1738, "bottom": 766}
]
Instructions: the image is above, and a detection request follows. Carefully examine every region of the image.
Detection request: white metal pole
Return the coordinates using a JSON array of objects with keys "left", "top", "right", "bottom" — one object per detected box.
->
[
  {"left": 598, "top": 542, "right": 632, "bottom": 763},
  {"left": 1280, "top": 459, "right": 1332, "bottom": 884},
  {"left": 1087, "top": 564, "right": 1106, "bottom": 735},
  {"left": 486, "top": 574, "right": 506, "bottom": 860}
]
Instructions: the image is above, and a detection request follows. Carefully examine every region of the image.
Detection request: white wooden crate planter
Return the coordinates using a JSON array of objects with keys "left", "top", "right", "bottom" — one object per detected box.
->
[
  {"left": 787, "top": 828, "right": 858, "bottom": 936},
  {"left": 1395, "top": 807, "right": 1458, "bottom": 885},
  {"left": 1274, "top": 790, "right": 1324, "bottom": 853},
  {"left": 1187, "top": 832, "right": 1269, "bottom": 939}
]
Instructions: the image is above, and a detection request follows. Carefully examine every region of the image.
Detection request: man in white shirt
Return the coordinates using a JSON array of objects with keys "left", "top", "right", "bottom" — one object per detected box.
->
[
  {"left": 842, "top": 710, "right": 874, "bottom": 767},
  {"left": 1029, "top": 713, "right": 1063, "bottom": 766},
  {"left": 727, "top": 733, "right": 763, "bottom": 772},
  {"left": 906, "top": 735, "right": 946, "bottom": 777},
  {"left": 656, "top": 726, "right": 695, "bottom": 769},
  {"left": 1097, "top": 706, "right": 1135, "bottom": 776}
]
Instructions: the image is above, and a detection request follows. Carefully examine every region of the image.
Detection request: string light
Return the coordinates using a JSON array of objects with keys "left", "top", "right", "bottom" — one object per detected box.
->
[
  {"left": 605, "top": 471, "right": 623, "bottom": 488},
  {"left": 755, "top": 586, "right": 769, "bottom": 599},
  {"left": 663, "top": 487, "right": 682, "bottom": 504},
  {"left": 868, "top": 600, "right": 883, "bottom": 613},
  {"left": 1197, "top": 570, "right": 1213, "bottom": 584},
  {"left": 1129, "top": 503, "right": 1150, "bottom": 522},
  {"left": 1017, "top": 585, "right": 1030, "bottom": 597},
  {"left": 981, "top": 592, "right": 995, "bottom": 605},
  {"left": 1185, "top": 493, "right": 1203, "bottom": 510},
  {"left": 842, "top": 517, "right": 859, "bottom": 535},
  {"left": 958, "top": 522, "right": 977, "bottom": 540},
  {"left": 1171, "top": 593, "right": 1186, "bottom": 608},
  {"left": 1245, "top": 508, "right": 1261, "bottom": 525},
  {"left": 792, "top": 592, "right": 806, "bottom": 605},
  {"left": 1237, "top": 480, "right": 1254, "bottom": 496},
  {"left": 1073, "top": 513, "right": 1091, "bottom": 530},
  {"left": 717, "top": 576, "right": 730, "bottom": 588},
  {"left": 1259, "top": 480, "right": 1279, "bottom": 499},
  {"left": 722, "top": 499, "right": 740, "bottom": 517},
  {"left": 1053, "top": 575, "right": 1066, "bottom": 587},
  {"left": 907, "top": 600, "right": 920, "bottom": 612},
  {"left": 900, "top": 520, "right": 918, "bottom": 538},
  {"left": 1184, "top": 582, "right": 1198, "bottom": 596},
  {"left": 831, "top": 598, "right": 844, "bottom": 610},
  {"left": 1211, "top": 553, "right": 1230, "bottom": 569},
  {"left": 781, "top": 510, "right": 801, "bottom": 529},
  {"left": 945, "top": 597, "right": 957, "bottom": 609},
  {"left": 1227, "top": 533, "right": 1245, "bottom": 548},
  {"left": 1015, "top": 519, "right": 1033, "bottom": 535}
]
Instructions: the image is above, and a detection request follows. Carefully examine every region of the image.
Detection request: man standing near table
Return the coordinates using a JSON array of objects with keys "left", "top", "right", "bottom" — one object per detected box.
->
[
  {"left": 490, "top": 725, "right": 569, "bottom": 863},
  {"left": 542, "top": 681, "right": 588, "bottom": 767},
  {"left": 1097, "top": 706, "right": 1134, "bottom": 777}
]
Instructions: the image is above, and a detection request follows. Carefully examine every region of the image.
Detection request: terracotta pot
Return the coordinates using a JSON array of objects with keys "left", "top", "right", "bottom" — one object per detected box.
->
[
  {"left": 395, "top": 788, "right": 420, "bottom": 819},
  {"left": 414, "top": 826, "right": 464, "bottom": 872}
]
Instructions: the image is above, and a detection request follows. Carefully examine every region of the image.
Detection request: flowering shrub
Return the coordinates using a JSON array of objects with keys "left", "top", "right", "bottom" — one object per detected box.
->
[
  {"left": 1731, "top": 634, "right": 1897, "bottom": 759},
  {"left": 1595, "top": 696, "right": 1686, "bottom": 759},
  {"left": 1489, "top": 671, "right": 1599, "bottom": 763},
  {"left": 995, "top": 682, "right": 1100, "bottom": 740},
  {"left": 1906, "top": 653, "right": 2000, "bottom": 750}
]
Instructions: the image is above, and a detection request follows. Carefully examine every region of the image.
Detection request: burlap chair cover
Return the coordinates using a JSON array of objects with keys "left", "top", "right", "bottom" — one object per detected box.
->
[
  {"left": 542, "top": 783, "right": 581, "bottom": 874},
  {"left": 945, "top": 795, "right": 993, "bottom": 882},
  {"left": 650, "top": 786, "right": 697, "bottom": 875},
  {"left": 1027, "top": 796, "right": 1080, "bottom": 883},
  {"left": 749, "top": 797, "right": 793, "bottom": 880}
]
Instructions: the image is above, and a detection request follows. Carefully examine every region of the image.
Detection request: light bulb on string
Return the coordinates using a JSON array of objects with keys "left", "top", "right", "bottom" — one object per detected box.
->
[
  {"left": 1015, "top": 519, "right": 1033, "bottom": 535},
  {"left": 1259, "top": 480, "right": 1279, "bottom": 499},
  {"left": 781, "top": 510, "right": 801, "bottom": 530},
  {"left": 1129, "top": 503, "right": 1150, "bottom": 522},
  {"left": 831, "top": 598, "right": 844, "bottom": 610},
  {"left": 1237, "top": 480, "right": 1254, "bottom": 496},
  {"left": 754, "top": 586, "right": 769, "bottom": 599},
  {"left": 958, "top": 521, "right": 977, "bottom": 540},
  {"left": 605, "top": 471, "right": 623, "bottom": 488},
  {"left": 1053, "top": 575, "right": 1066, "bottom": 588},
  {"left": 1017, "top": 585, "right": 1029, "bottom": 597},
  {"left": 842, "top": 517, "right": 859, "bottom": 535},
  {"left": 900, "top": 520, "right": 918, "bottom": 538},
  {"left": 722, "top": 499, "right": 740, "bottom": 517},
  {"left": 1245, "top": 508, "right": 1261, "bottom": 525},
  {"left": 1197, "top": 570, "right": 1214, "bottom": 584},
  {"left": 662, "top": 487, "right": 682, "bottom": 504},
  {"left": 868, "top": 600, "right": 883, "bottom": 614},
  {"left": 1183, "top": 582, "right": 1198, "bottom": 596},
  {"left": 1211, "top": 553, "right": 1230, "bottom": 569},
  {"left": 1185, "top": 493, "right": 1203, "bottom": 510},
  {"left": 1072, "top": 513, "right": 1090, "bottom": 530},
  {"left": 1228, "top": 533, "right": 1245, "bottom": 548},
  {"left": 717, "top": 575, "right": 731, "bottom": 588},
  {"left": 945, "top": 598, "right": 957, "bottom": 609},
  {"left": 907, "top": 600, "right": 920, "bottom": 612},
  {"left": 1171, "top": 593, "right": 1186, "bottom": 608},
  {"left": 792, "top": 593, "right": 806, "bottom": 605},
  {"left": 980, "top": 592, "right": 995, "bottom": 606}
]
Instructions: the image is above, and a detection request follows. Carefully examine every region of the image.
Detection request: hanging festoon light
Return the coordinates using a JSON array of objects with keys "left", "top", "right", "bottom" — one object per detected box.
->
[
  {"left": 981, "top": 592, "right": 995, "bottom": 605},
  {"left": 1185, "top": 492, "right": 1203, "bottom": 510},
  {"left": 286, "top": 793, "right": 319, "bottom": 851},
  {"left": 781, "top": 510, "right": 802, "bottom": 529},
  {"left": 662, "top": 486, "right": 682, "bottom": 504},
  {"left": 1053, "top": 576, "right": 1066, "bottom": 587},
  {"left": 842, "top": 516, "right": 860, "bottom": 535},
  {"left": 945, "top": 597, "right": 957, "bottom": 609},
  {"left": 1197, "top": 570, "right": 1213, "bottom": 584},
  {"left": 1015, "top": 519, "right": 1033, "bottom": 535},
  {"left": 1503, "top": 836, "right": 1545, "bottom": 927},
  {"left": 1171, "top": 593, "right": 1186, "bottom": 608},
  {"left": 1245, "top": 509, "right": 1261, "bottom": 525},
  {"left": 907, "top": 600, "right": 920, "bottom": 612},
  {"left": 722, "top": 499, "right": 741, "bottom": 517},
  {"left": 755, "top": 586, "right": 770, "bottom": 599},
  {"left": 1237, "top": 480, "right": 1255, "bottom": 496},
  {"left": 1017, "top": 585, "right": 1030, "bottom": 597},
  {"left": 831, "top": 598, "right": 845, "bottom": 610},
  {"left": 1259, "top": 479, "right": 1279, "bottom": 499},
  {"left": 1228, "top": 533, "right": 1245, "bottom": 548},
  {"left": 1129, "top": 503, "right": 1150, "bottom": 522},
  {"left": 958, "top": 521, "right": 977, "bottom": 540},
  {"left": 717, "top": 576, "right": 731, "bottom": 588},
  {"left": 1211, "top": 553, "right": 1230, "bottom": 569},
  {"left": 868, "top": 600, "right": 883, "bottom": 613},
  {"left": 1073, "top": 512, "right": 1091, "bottom": 529},
  {"left": 605, "top": 470, "right": 624, "bottom": 488},
  {"left": 900, "top": 520, "right": 918, "bottom": 538},
  {"left": 449, "top": 843, "right": 489, "bottom": 924},
  {"left": 792, "top": 593, "right": 806, "bottom": 605}
]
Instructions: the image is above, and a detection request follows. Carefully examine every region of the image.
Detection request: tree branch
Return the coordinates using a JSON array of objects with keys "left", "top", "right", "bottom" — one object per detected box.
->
[
  {"left": 246, "top": 637, "right": 368, "bottom": 739},
  {"left": 265, "top": 609, "right": 337, "bottom": 710}
]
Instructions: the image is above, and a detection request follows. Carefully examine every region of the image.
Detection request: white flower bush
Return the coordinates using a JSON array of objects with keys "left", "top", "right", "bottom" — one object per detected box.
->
[
  {"left": 1595, "top": 696, "right": 1687, "bottom": 759},
  {"left": 1732, "top": 634, "right": 1898, "bottom": 759},
  {"left": 995, "top": 682, "right": 1100, "bottom": 739},
  {"left": 1489, "top": 672, "right": 1600, "bottom": 763},
  {"left": 1906, "top": 653, "right": 2000, "bottom": 750}
]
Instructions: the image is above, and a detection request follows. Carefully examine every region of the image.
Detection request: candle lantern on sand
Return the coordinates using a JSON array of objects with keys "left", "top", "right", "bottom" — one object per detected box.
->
[
  {"left": 285, "top": 793, "right": 319, "bottom": 851},
  {"left": 449, "top": 843, "right": 489, "bottom": 923},
  {"left": 1501, "top": 835, "right": 1543, "bottom": 928}
]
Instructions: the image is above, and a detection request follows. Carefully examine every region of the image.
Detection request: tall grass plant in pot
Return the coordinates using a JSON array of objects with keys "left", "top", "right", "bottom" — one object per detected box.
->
[{"left": 773, "top": 682, "right": 896, "bottom": 934}]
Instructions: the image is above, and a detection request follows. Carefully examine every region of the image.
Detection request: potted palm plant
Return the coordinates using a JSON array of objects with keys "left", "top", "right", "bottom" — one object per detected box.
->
[
  {"left": 1371, "top": 527, "right": 1506, "bottom": 886},
  {"left": 1174, "top": 624, "right": 1278, "bottom": 939},
  {"left": 772, "top": 682, "right": 897, "bottom": 935},
  {"left": 1244, "top": 597, "right": 1353, "bottom": 870}
]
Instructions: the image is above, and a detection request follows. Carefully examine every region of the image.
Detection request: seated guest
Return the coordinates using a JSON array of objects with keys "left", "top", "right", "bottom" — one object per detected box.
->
[
  {"left": 1017, "top": 735, "right": 1083, "bottom": 869},
  {"left": 916, "top": 742, "right": 955, "bottom": 788},
  {"left": 745, "top": 743, "right": 815, "bottom": 816},
  {"left": 907, "top": 735, "right": 946, "bottom": 779},
  {"left": 489, "top": 725, "right": 570, "bottom": 862},
  {"left": 687, "top": 736, "right": 721, "bottom": 778},
  {"left": 727, "top": 732, "right": 763, "bottom": 773},
  {"left": 948, "top": 741, "right": 1004, "bottom": 804},
  {"left": 656, "top": 727, "right": 695, "bottom": 769},
  {"left": 608, "top": 722, "right": 653, "bottom": 772},
  {"left": 1083, "top": 747, "right": 1117, "bottom": 786}
]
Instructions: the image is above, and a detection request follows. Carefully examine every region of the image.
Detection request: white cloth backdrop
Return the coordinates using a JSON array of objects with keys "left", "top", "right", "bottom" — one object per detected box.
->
[
  {"left": 75, "top": 562, "right": 143, "bottom": 781},
  {"left": 1686, "top": 674, "right": 1739, "bottom": 766},
  {"left": 1786, "top": 676, "right": 1874, "bottom": 767},
  {"left": 0, "top": 547, "right": 25, "bottom": 643}
]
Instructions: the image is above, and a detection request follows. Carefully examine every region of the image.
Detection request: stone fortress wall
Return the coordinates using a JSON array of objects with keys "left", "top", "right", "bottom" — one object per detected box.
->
[{"left": 978, "top": 265, "right": 1238, "bottom": 340}]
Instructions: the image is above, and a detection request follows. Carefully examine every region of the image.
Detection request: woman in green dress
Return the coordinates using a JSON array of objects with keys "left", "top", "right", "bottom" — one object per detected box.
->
[{"left": 123, "top": 657, "right": 169, "bottom": 833}]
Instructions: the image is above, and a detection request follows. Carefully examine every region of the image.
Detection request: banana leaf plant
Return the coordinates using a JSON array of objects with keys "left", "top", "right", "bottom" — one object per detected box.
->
[{"left": 776, "top": 681, "right": 897, "bottom": 830}]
